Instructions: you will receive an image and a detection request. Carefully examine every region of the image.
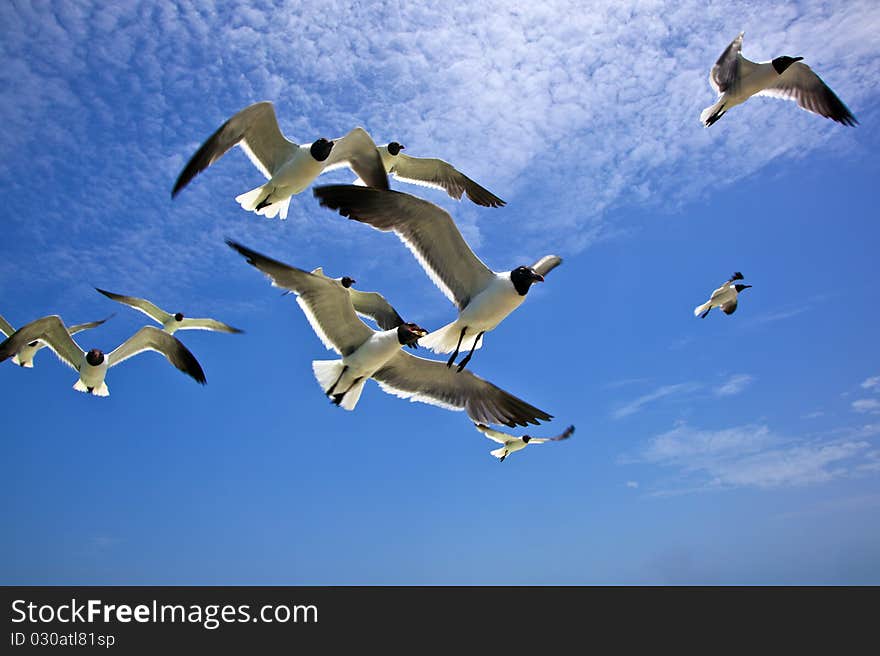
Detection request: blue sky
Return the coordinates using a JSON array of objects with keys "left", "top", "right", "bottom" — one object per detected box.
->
[{"left": 1, "top": 0, "right": 879, "bottom": 584}]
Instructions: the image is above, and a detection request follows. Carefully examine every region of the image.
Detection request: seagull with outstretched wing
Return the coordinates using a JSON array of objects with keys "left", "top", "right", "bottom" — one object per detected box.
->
[
  {"left": 701, "top": 33, "right": 857, "bottom": 127},
  {"left": 227, "top": 240, "right": 552, "bottom": 427},
  {"left": 314, "top": 185, "right": 561, "bottom": 371},
  {"left": 95, "top": 288, "right": 242, "bottom": 335},
  {"left": 475, "top": 423, "right": 574, "bottom": 461},
  {"left": 172, "top": 101, "right": 388, "bottom": 219},
  {"left": 694, "top": 272, "right": 752, "bottom": 319},
  {"left": 0, "top": 315, "right": 206, "bottom": 396}
]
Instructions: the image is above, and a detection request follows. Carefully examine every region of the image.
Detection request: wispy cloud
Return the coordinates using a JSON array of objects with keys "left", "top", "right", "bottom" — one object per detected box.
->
[
  {"left": 861, "top": 376, "right": 880, "bottom": 391},
  {"left": 612, "top": 383, "right": 700, "bottom": 419},
  {"left": 714, "top": 374, "right": 754, "bottom": 397},
  {"left": 1, "top": 0, "right": 879, "bottom": 308},
  {"left": 852, "top": 399, "right": 880, "bottom": 414},
  {"left": 625, "top": 480, "right": 640, "bottom": 489},
  {"left": 629, "top": 421, "right": 880, "bottom": 492}
]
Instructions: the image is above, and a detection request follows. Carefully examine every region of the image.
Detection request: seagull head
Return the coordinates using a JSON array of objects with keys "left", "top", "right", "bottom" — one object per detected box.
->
[
  {"left": 771, "top": 56, "right": 803, "bottom": 74},
  {"left": 85, "top": 349, "right": 105, "bottom": 366},
  {"left": 734, "top": 284, "right": 752, "bottom": 293},
  {"left": 387, "top": 142, "right": 405, "bottom": 156},
  {"left": 310, "top": 138, "right": 334, "bottom": 162},
  {"left": 340, "top": 276, "right": 356, "bottom": 289},
  {"left": 510, "top": 266, "right": 545, "bottom": 295},
  {"left": 397, "top": 322, "right": 429, "bottom": 346}
]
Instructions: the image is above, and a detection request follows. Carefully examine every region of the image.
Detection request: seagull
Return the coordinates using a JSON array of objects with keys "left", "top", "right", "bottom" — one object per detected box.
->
[
  {"left": 0, "top": 315, "right": 206, "bottom": 396},
  {"left": 0, "top": 313, "right": 111, "bottom": 368},
  {"left": 309, "top": 268, "right": 410, "bottom": 333},
  {"left": 171, "top": 101, "right": 388, "bottom": 219},
  {"left": 227, "top": 240, "right": 552, "bottom": 427},
  {"left": 95, "top": 288, "right": 243, "bottom": 335},
  {"left": 326, "top": 141, "right": 506, "bottom": 208},
  {"left": 701, "top": 33, "right": 858, "bottom": 127},
  {"left": 475, "top": 423, "right": 574, "bottom": 462},
  {"left": 693, "top": 272, "right": 752, "bottom": 318},
  {"left": 313, "top": 185, "right": 561, "bottom": 371}
]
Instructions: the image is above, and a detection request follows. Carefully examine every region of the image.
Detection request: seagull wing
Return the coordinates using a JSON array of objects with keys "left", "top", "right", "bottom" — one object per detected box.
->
[
  {"left": 172, "top": 101, "right": 299, "bottom": 196},
  {"left": 67, "top": 315, "right": 113, "bottom": 336},
  {"left": 108, "top": 326, "right": 206, "bottom": 384},
  {"left": 95, "top": 288, "right": 172, "bottom": 325},
  {"left": 227, "top": 240, "right": 373, "bottom": 356},
  {"left": 527, "top": 425, "right": 576, "bottom": 444},
  {"left": 373, "top": 350, "right": 553, "bottom": 427},
  {"left": 530, "top": 255, "right": 563, "bottom": 277},
  {"left": 0, "top": 314, "right": 14, "bottom": 337},
  {"left": 178, "top": 317, "right": 244, "bottom": 334},
  {"left": 710, "top": 32, "right": 745, "bottom": 94},
  {"left": 389, "top": 153, "right": 505, "bottom": 207},
  {"left": 314, "top": 185, "right": 496, "bottom": 309},
  {"left": 322, "top": 127, "right": 389, "bottom": 189},
  {"left": 348, "top": 289, "right": 406, "bottom": 331},
  {"left": 473, "top": 423, "right": 511, "bottom": 444},
  {"left": 0, "top": 315, "right": 83, "bottom": 370},
  {"left": 758, "top": 62, "right": 858, "bottom": 126}
]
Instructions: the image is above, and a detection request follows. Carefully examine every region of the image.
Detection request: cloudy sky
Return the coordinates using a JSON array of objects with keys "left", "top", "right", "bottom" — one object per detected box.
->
[{"left": 1, "top": 0, "right": 879, "bottom": 584}]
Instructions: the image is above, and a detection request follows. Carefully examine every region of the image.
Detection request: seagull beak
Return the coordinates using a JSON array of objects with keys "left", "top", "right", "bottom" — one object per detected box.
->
[
  {"left": 415, "top": 327, "right": 429, "bottom": 338},
  {"left": 533, "top": 273, "right": 545, "bottom": 283},
  {"left": 793, "top": 56, "right": 804, "bottom": 62},
  {"left": 400, "top": 145, "right": 406, "bottom": 150}
]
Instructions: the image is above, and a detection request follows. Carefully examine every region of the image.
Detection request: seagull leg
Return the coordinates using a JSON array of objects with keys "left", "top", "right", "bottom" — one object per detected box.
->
[
  {"left": 499, "top": 453, "right": 506, "bottom": 462},
  {"left": 456, "top": 331, "right": 484, "bottom": 372},
  {"left": 446, "top": 328, "right": 467, "bottom": 368},
  {"left": 255, "top": 188, "right": 275, "bottom": 211},
  {"left": 326, "top": 365, "right": 348, "bottom": 396},
  {"left": 700, "top": 308, "right": 711, "bottom": 319}
]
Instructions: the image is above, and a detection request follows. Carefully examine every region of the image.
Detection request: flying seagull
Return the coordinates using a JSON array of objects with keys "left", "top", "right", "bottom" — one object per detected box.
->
[
  {"left": 325, "top": 141, "right": 506, "bottom": 208},
  {"left": 0, "top": 313, "right": 111, "bottom": 368},
  {"left": 314, "top": 186, "right": 561, "bottom": 371},
  {"left": 0, "top": 315, "right": 206, "bottom": 396},
  {"left": 309, "top": 267, "right": 409, "bottom": 333},
  {"left": 172, "top": 101, "right": 389, "bottom": 219},
  {"left": 95, "top": 288, "right": 243, "bottom": 335},
  {"left": 475, "top": 423, "right": 575, "bottom": 461},
  {"left": 694, "top": 272, "right": 752, "bottom": 318},
  {"left": 701, "top": 33, "right": 858, "bottom": 127},
  {"left": 227, "top": 240, "right": 552, "bottom": 427}
]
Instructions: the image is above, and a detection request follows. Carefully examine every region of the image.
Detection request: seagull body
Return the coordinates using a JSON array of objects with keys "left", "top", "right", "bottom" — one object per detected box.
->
[
  {"left": 701, "top": 33, "right": 858, "bottom": 127},
  {"left": 694, "top": 272, "right": 752, "bottom": 318},
  {"left": 309, "top": 267, "right": 407, "bottom": 331},
  {"left": 95, "top": 288, "right": 242, "bottom": 335},
  {"left": 475, "top": 423, "right": 574, "bottom": 461},
  {"left": 172, "top": 101, "right": 388, "bottom": 219},
  {"left": 0, "top": 313, "right": 110, "bottom": 368},
  {"left": 313, "top": 185, "right": 561, "bottom": 370},
  {"left": 369, "top": 142, "right": 505, "bottom": 207},
  {"left": 0, "top": 316, "right": 206, "bottom": 396},
  {"left": 227, "top": 240, "right": 552, "bottom": 426}
]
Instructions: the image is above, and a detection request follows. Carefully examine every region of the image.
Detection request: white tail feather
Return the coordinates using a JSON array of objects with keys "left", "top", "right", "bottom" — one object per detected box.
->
[
  {"left": 700, "top": 99, "right": 724, "bottom": 126},
  {"left": 312, "top": 359, "right": 345, "bottom": 393},
  {"left": 235, "top": 185, "right": 265, "bottom": 211},
  {"left": 490, "top": 447, "right": 507, "bottom": 459},
  {"left": 339, "top": 378, "right": 366, "bottom": 411},
  {"left": 694, "top": 301, "right": 712, "bottom": 317},
  {"left": 72, "top": 379, "right": 109, "bottom": 396}
]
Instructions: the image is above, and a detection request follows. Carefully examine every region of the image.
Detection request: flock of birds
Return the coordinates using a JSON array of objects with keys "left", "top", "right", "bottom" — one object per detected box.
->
[{"left": 0, "top": 34, "right": 858, "bottom": 460}]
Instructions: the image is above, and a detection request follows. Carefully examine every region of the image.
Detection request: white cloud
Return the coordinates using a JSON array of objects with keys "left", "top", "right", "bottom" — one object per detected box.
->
[
  {"left": 714, "top": 374, "right": 754, "bottom": 397},
  {"left": 626, "top": 481, "right": 639, "bottom": 489},
  {"left": 852, "top": 399, "right": 880, "bottom": 414},
  {"left": 612, "top": 383, "right": 700, "bottom": 419},
  {"left": 861, "top": 376, "right": 880, "bottom": 391},
  {"left": 1, "top": 0, "right": 879, "bottom": 303},
  {"left": 631, "top": 422, "right": 879, "bottom": 491}
]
